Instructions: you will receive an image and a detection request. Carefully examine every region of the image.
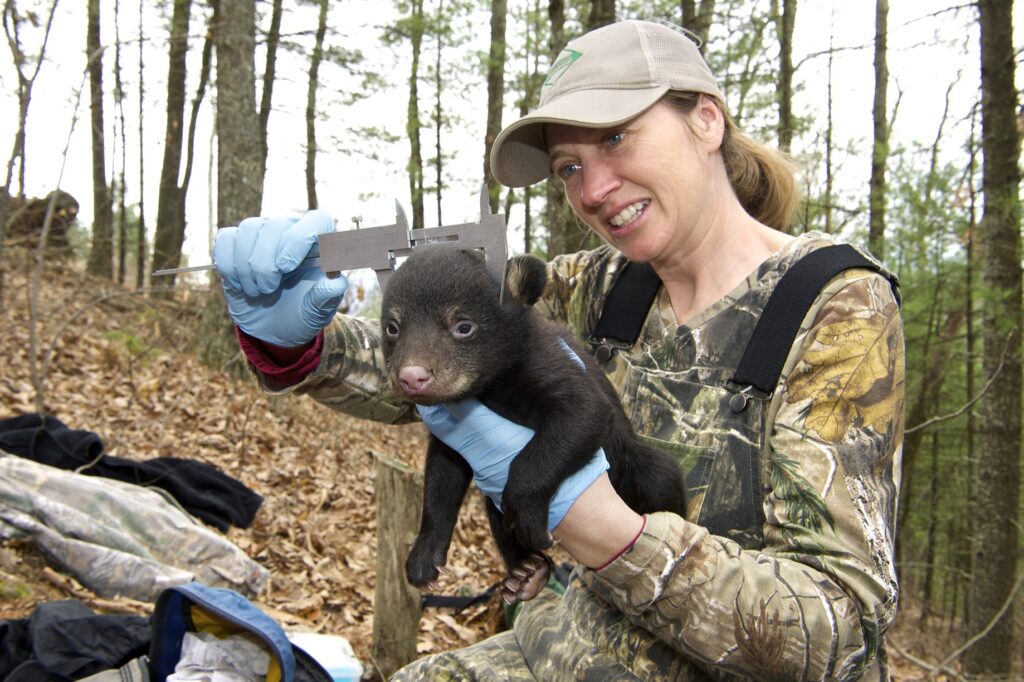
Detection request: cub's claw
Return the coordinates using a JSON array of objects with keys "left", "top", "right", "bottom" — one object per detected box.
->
[
  {"left": 501, "top": 553, "right": 552, "bottom": 604},
  {"left": 406, "top": 538, "right": 449, "bottom": 587}
]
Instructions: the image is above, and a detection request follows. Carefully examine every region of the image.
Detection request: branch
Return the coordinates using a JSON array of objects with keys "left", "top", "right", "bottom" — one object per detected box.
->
[
  {"left": 933, "top": 569, "right": 1024, "bottom": 676},
  {"left": 28, "top": 55, "right": 93, "bottom": 410},
  {"left": 888, "top": 642, "right": 964, "bottom": 680},
  {"left": 29, "top": 45, "right": 114, "bottom": 409},
  {"left": 904, "top": 331, "right": 1010, "bottom": 434}
]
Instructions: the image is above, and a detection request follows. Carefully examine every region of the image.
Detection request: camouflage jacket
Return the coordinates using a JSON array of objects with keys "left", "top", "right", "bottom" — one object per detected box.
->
[
  {"left": 264, "top": 232, "right": 904, "bottom": 681},
  {"left": 0, "top": 453, "right": 268, "bottom": 601}
]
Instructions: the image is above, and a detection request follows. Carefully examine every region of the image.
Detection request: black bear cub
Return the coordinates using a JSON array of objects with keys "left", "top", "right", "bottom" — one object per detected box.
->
[{"left": 380, "top": 246, "right": 686, "bottom": 603}]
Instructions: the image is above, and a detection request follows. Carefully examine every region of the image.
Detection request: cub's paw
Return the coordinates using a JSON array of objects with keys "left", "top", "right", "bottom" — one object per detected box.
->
[
  {"left": 501, "top": 553, "right": 552, "bottom": 605},
  {"left": 405, "top": 538, "right": 447, "bottom": 587}
]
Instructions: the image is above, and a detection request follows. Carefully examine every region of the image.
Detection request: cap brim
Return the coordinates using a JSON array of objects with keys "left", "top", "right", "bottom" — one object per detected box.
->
[{"left": 489, "top": 85, "right": 670, "bottom": 187}]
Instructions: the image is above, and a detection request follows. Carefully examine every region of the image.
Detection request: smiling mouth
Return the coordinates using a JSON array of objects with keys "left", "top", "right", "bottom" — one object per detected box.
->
[{"left": 608, "top": 200, "right": 649, "bottom": 228}]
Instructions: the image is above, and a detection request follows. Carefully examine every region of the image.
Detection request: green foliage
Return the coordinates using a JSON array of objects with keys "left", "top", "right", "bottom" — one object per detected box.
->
[
  {"left": 0, "top": 575, "right": 32, "bottom": 601},
  {"left": 104, "top": 328, "right": 160, "bottom": 361},
  {"left": 885, "top": 135, "right": 979, "bottom": 621}
]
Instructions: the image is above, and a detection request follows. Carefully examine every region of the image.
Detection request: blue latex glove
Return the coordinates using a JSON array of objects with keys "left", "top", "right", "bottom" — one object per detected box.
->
[
  {"left": 214, "top": 211, "right": 348, "bottom": 347},
  {"left": 417, "top": 399, "right": 610, "bottom": 532}
]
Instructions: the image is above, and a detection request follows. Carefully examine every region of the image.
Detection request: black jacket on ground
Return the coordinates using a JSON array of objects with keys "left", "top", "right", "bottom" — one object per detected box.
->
[{"left": 0, "top": 413, "right": 262, "bottom": 531}]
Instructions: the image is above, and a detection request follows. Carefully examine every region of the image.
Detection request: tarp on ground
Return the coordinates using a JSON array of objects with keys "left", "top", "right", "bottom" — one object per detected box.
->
[{"left": 0, "top": 452, "right": 267, "bottom": 601}]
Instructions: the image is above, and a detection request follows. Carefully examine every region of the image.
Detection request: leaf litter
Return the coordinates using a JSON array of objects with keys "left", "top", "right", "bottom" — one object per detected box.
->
[{"left": 0, "top": 257, "right": 509, "bottom": 666}]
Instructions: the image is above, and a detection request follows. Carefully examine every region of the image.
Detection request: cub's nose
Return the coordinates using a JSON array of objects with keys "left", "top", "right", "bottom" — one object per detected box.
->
[{"left": 398, "top": 365, "right": 434, "bottom": 395}]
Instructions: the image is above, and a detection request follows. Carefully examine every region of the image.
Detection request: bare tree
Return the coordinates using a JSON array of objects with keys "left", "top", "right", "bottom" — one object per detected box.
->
[
  {"left": 150, "top": 0, "right": 193, "bottom": 291},
  {"left": 680, "top": 0, "right": 715, "bottom": 50},
  {"left": 867, "top": 0, "right": 888, "bottom": 260},
  {"left": 588, "top": 0, "right": 614, "bottom": 28},
  {"left": 136, "top": 0, "right": 146, "bottom": 289},
  {"left": 0, "top": 0, "right": 60, "bottom": 297},
  {"left": 113, "top": 0, "right": 127, "bottom": 284},
  {"left": 484, "top": 0, "right": 507, "bottom": 212},
  {"left": 259, "top": 0, "right": 283, "bottom": 181},
  {"left": 514, "top": 0, "right": 545, "bottom": 253},
  {"left": 406, "top": 0, "right": 425, "bottom": 230},
  {"left": 216, "top": 0, "right": 263, "bottom": 225},
  {"left": 775, "top": 0, "right": 796, "bottom": 152},
  {"left": 84, "top": 0, "right": 113, "bottom": 278},
  {"left": 966, "top": 0, "right": 1022, "bottom": 674},
  {"left": 305, "top": 0, "right": 329, "bottom": 209},
  {"left": 542, "top": 0, "right": 567, "bottom": 258}
]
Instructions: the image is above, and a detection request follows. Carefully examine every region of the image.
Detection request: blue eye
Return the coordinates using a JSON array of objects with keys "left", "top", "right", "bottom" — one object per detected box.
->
[
  {"left": 607, "top": 131, "right": 625, "bottom": 146},
  {"left": 557, "top": 162, "right": 581, "bottom": 180}
]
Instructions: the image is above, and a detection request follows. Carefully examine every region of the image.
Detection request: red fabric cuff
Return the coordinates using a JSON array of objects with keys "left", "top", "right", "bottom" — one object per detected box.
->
[
  {"left": 236, "top": 327, "right": 323, "bottom": 387},
  {"left": 594, "top": 515, "right": 647, "bottom": 571}
]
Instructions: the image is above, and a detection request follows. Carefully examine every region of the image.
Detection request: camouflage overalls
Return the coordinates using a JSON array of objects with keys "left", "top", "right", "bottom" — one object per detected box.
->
[{"left": 262, "top": 232, "right": 904, "bottom": 681}]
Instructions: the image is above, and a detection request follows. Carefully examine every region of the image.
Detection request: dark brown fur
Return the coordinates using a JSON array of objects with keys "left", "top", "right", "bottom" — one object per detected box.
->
[{"left": 380, "top": 246, "right": 686, "bottom": 598}]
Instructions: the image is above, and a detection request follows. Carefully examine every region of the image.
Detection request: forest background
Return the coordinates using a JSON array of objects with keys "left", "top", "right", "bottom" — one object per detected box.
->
[{"left": 1, "top": 0, "right": 1023, "bottom": 679}]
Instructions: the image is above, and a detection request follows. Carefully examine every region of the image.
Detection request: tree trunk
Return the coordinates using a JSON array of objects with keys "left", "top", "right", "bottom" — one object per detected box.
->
[
  {"left": 259, "top": 0, "right": 283, "bottom": 182},
  {"left": 216, "top": 0, "right": 263, "bottom": 225},
  {"left": 823, "top": 17, "right": 834, "bottom": 234},
  {"left": 920, "top": 430, "right": 940, "bottom": 620},
  {"left": 405, "top": 0, "right": 425, "bottom": 231},
  {"left": 135, "top": 0, "right": 147, "bottom": 289},
  {"left": 180, "top": 5, "right": 215, "bottom": 214},
  {"left": 484, "top": 0, "right": 507, "bottom": 212},
  {"left": 113, "top": 0, "right": 127, "bottom": 285},
  {"left": 775, "top": 0, "right": 796, "bottom": 152},
  {"left": 588, "top": 0, "right": 614, "bottom": 29},
  {"left": 370, "top": 452, "right": 424, "bottom": 679},
  {"left": 433, "top": 0, "right": 444, "bottom": 224},
  {"left": 965, "top": 0, "right": 1022, "bottom": 675},
  {"left": 150, "top": 0, "right": 191, "bottom": 292},
  {"left": 85, "top": 0, "right": 113, "bottom": 279},
  {"left": 680, "top": 0, "right": 715, "bottom": 50},
  {"left": 961, "top": 104, "right": 980, "bottom": 635},
  {"left": 867, "top": 0, "right": 888, "bottom": 260},
  {"left": 544, "top": 0, "right": 573, "bottom": 258},
  {"left": 305, "top": 0, "right": 329, "bottom": 210},
  {"left": 896, "top": 304, "right": 963, "bottom": 542},
  {"left": 196, "top": 0, "right": 262, "bottom": 371}
]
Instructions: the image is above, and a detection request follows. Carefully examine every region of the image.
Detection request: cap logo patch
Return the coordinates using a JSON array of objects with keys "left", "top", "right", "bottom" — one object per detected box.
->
[{"left": 544, "top": 48, "right": 582, "bottom": 86}]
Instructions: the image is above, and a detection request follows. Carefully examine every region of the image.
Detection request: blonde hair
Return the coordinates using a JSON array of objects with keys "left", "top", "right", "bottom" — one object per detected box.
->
[{"left": 663, "top": 91, "right": 799, "bottom": 232}]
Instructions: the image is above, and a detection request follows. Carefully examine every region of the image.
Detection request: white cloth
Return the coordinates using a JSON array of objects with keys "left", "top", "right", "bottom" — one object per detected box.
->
[{"left": 167, "top": 631, "right": 270, "bottom": 682}]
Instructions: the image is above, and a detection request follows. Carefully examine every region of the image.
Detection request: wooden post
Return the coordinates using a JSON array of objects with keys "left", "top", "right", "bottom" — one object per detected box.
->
[{"left": 370, "top": 451, "right": 424, "bottom": 679}]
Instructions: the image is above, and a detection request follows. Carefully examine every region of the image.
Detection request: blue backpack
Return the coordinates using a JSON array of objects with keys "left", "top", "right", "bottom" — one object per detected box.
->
[{"left": 148, "top": 582, "right": 334, "bottom": 682}]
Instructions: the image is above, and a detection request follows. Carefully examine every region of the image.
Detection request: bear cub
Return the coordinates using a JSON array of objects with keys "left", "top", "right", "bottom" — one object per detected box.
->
[{"left": 380, "top": 246, "right": 686, "bottom": 603}]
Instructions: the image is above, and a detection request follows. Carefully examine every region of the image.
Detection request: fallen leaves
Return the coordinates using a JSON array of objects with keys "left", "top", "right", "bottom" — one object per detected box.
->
[{"left": 0, "top": 259, "right": 508, "bottom": 665}]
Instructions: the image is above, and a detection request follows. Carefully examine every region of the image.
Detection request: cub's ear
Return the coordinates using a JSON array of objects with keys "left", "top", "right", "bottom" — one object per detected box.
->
[{"left": 503, "top": 254, "right": 548, "bottom": 306}]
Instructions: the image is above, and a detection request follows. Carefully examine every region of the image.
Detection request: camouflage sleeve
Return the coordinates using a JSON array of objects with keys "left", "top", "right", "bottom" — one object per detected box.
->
[
  {"left": 535, "top": 246, "right": 625, "bottom": 336},
  {"left": 589, "top": 272, "right": 904, "bottom": 680},
  {"left": 250, "top": 313, "right": 419, "bottom": 424}
]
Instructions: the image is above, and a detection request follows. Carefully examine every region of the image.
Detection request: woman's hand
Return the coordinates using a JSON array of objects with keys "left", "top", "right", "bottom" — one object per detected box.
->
[
  {"left": 214, "top": 211, "right": 349, "bottom": 348},
  {"left": 417, "top": 399, "right": 610, "bottom": 533}
]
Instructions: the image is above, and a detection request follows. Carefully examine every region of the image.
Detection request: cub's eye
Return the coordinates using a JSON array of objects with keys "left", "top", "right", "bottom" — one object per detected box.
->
[
  {"left": 450, "top": 320, "right": 476, "bottom": 339},
  {"left": 557, "top": 162, "right": 581, "bottom": 181},
  {"left": 385, "top": 320, "right": 400, "bottom": 338}
]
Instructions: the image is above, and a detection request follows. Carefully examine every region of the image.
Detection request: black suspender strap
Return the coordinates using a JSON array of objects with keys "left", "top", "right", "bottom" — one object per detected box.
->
[
  {"left": 590, "top": 245, "right": 899, "bottom": 397},
  {"left": 731, "top": 244, "right": 899, "bottom": 395},
  {"left": 589, "top": 262, "right": 661, "bottom": 355}
]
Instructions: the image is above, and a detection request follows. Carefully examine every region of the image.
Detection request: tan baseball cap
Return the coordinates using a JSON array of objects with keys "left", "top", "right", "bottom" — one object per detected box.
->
[{"left": 489, "top": 20, "right": 724, "bottom": 188}]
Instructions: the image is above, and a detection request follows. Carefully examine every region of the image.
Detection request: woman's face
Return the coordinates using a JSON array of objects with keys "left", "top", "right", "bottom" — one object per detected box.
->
[{"left": 546, "top": 99, "right": 723, "bottom": 265}]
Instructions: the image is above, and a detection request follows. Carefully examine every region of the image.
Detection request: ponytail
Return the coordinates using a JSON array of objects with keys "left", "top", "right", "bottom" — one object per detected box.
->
[{"left": 662, "top": 91, "right": 799, "bottom": 232}]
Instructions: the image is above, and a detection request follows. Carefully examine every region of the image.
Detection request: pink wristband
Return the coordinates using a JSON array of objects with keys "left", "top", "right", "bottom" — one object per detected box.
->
[{"left": 594, "top": 515, "right": 647, "bottom": 571}]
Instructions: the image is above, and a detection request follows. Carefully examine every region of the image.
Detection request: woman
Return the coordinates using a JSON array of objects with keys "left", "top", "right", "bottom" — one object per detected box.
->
[{"left": 216, "top": 20, "right": 903, "bottom": 680}]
